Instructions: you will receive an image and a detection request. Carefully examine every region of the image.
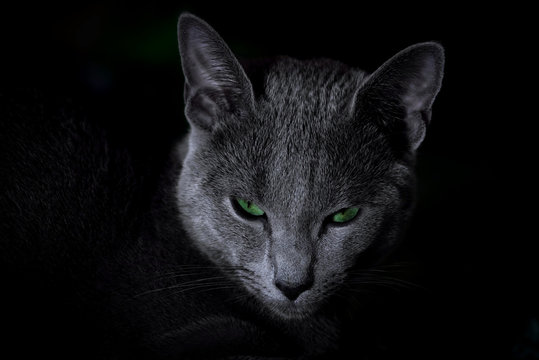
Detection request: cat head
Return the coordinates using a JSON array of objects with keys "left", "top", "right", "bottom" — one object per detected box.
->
[{"left": 176, "top": 13, "right": 444, "bottom": 319}]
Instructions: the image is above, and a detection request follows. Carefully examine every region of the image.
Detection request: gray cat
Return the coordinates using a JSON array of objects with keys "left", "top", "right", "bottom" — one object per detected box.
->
[
  {"left": 176, "top": 12, "right": 444, "bottom": 323},
  {"left": 0, "top": 11, "right": 445, "bottom": 360}
]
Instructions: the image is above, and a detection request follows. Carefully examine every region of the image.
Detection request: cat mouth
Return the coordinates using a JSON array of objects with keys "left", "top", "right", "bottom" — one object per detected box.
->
[{"left": 264, "top": 297, "right": 320, "bottom": 320}]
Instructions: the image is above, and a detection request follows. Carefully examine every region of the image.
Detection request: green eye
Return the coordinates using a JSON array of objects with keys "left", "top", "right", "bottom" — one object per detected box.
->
[
  {"left": 331, "top": 207, "right": 360, "bottom": 223},
  {"left": 236, "top": 198, "right": 265, "bottom": 217}
]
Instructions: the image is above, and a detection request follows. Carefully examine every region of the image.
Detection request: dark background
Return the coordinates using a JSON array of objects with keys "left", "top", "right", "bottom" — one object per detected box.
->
[{"left": 1, "top": 2, "right": 536, "bottom": 358}]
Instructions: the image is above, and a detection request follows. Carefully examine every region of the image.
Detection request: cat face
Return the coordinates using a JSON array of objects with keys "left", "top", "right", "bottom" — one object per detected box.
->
[{"left": 176, "top": 14, "right": 444, "bottom": 319}]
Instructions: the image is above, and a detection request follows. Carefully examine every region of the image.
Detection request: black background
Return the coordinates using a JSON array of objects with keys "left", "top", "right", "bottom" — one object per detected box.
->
[{"left": 1, "top": 2, "right": 536, "bottom": 358}]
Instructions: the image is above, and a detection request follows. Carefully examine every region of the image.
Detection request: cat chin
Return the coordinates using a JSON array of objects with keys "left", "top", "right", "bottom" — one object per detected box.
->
[{"left": 264, "top": 299, "right": 319, "bottom": 321}]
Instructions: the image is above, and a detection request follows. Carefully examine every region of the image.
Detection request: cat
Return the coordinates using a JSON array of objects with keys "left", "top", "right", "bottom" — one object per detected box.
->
[{"left": 0, "top": 12, "right": 444, "bottom": 360}]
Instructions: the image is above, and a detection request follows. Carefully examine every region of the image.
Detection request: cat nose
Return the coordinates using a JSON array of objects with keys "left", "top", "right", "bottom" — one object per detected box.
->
[{"left": 274, "top": 277, "right": 314, "bottom": 301}]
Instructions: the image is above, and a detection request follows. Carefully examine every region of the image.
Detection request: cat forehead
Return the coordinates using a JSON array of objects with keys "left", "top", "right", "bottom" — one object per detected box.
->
[
  {"left": 261, "top": 58, "right": 366, "bottom": 115},
  {"left": 206, "top": 57, "right": 393, "bottom": 185}
]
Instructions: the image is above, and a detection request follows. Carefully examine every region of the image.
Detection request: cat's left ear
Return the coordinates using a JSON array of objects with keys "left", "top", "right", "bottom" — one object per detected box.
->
[
  {"left": 177, "top": 13, "right": 255, "bottom": 130},
  {"left": 355, "top": 42, "right": 445, "bottom": 150}
]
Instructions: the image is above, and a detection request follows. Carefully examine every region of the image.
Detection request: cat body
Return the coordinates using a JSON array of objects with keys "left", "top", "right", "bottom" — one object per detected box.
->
[{"left": 0, "top": 13, "right": 444, "bottom": 359}]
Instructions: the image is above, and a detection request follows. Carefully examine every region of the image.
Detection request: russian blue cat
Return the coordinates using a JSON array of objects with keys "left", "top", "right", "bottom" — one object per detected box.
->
[
  {"left": 176, "top": 13, "right": 444, "bottom": 321},
  {"left": 0, "top": 12, "right": 444, "bottom": 360}
]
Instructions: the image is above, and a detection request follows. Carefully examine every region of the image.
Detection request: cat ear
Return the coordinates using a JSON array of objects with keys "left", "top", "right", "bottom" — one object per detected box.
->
[
  {"left": 354, "top": 42, "right": 445, "bottom": 150},
  {"left": 177, "top": 13, "right": 255, "bottom": 130}
]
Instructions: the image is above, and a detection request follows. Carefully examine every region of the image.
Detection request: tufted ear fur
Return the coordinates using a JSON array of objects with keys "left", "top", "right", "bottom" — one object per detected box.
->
[
  {"left": 353, "top": 42, "right": 445, "bottom": 150},
  {"left": 177, "top": 13, "right": 255, "bottom": 131}
]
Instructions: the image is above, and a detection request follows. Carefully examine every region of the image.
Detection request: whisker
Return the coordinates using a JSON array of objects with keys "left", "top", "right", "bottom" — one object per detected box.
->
[
  {"left": 226, "top": 293, "right": 254, "bottom": 305},
  {"left": 133, "top": 275, "right": 230, "bottom": 298},
  {"left": 168, "top": 283, "right": 237, "bottom": 297},
  {"left": 349, "top": 274, "right": 427, "bottom": 291},
  {"left": 142, "top": 265, "right": 246, "bottom": 278},
  {"left": 346, "top": 279, "right": 419, "bottom": 292},
  {"left": 188, "top": 285, "right": 242, "bottom": 296}
]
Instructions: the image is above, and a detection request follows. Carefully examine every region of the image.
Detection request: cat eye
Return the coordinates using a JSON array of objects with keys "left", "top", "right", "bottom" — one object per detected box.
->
[
  {"left": 234, "top": 198, "right": 265, "bottom": 218},
  {"left": 330, "top": 207, "right": 360, "bottom": 224}
]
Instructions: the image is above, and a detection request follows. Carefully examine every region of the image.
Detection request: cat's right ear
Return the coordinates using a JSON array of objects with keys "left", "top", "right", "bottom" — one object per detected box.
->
[{"left": 178, "top": 13, "right": 255, "bottom": 131}]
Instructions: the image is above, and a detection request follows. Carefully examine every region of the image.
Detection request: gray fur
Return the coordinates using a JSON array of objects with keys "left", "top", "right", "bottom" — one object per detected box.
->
[{"left": 176, "top": 13, "right": 444, "bottom": 320}]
